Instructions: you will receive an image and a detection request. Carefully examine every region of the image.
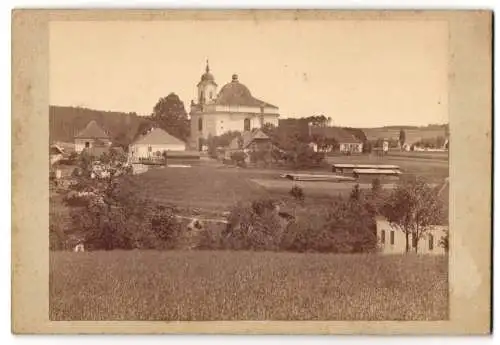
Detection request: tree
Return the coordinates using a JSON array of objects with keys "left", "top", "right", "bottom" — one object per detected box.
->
[
  {"left": 383, "top": 177, "right": 444, "bottom": 253},
  {"left": 152, "top": 93, "right": 190, "bottom": 141},
  {"left": 371, "top": 178, "right": 382, "bottom": 195},
  {"left": 350, "top": 184, "right": 362, "bottom": 201},
  {"left": 290, "top": 185, "right": 305, "bottom": 203},
  {"left": 399, "top": 129, "right": 406, "bottom": 147}
]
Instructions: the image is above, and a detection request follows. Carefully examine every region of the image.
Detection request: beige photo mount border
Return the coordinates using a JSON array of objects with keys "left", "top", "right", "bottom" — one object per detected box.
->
[{"left": 11, "top": 10, "right": 492, "bottom": 334}]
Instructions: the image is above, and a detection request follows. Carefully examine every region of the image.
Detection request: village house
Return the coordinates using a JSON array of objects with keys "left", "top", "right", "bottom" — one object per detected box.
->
[
  {"left": 308, "top": 126, "right": 363, "bottom": 153},
  {"left": 226, "top": 129, "right": 273, "bottom": 163},
  {"left": 189, "top": 61, "right": 280, "bottom": 151},
  {"left": 375, "top": 217, "right": 448, "bottom": 255},
  {"left": 128, "top": 127, "right": 186, "bottom": 160},
  {"left": 49, "top": 144, "right": 64, "bottom": 165},
  {"left": 376, "top": 178, "right": 449, "bottom": 255},
  {"left": 74, "top": 120, "right": 112, "bottom": 153}
]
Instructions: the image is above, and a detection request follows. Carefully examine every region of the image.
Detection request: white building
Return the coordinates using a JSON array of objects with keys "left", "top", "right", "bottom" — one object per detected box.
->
[
  {"left": 74, "top": 120, "right": 112, "bottom": 153},
  {"left": 376, "top": 217, "right": 448, "bottom": 255},
  {"left": 128, "top": 127, "right": 186, "bottom": 160},
  {"left": 189, "top": 61, "right": 280, "bottom": 151}
]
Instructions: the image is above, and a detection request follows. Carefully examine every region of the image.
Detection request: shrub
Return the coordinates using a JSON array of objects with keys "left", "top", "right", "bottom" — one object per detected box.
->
[
  {"left": 281, "top": 199, "right": 377, "bottom": 254},
  {"left": 289, "top": 185, "right": 305, "bottom": 202},
  {"left": 221, "top": 200, "right": 284, "bottom": 251},
  {"left": 230, "top": 151, "right": 247, "bottom": 167}
]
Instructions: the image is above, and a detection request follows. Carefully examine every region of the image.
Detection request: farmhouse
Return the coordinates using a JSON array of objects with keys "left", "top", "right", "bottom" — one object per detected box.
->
[
  {"left": 376, "top": 217, "right": 448, "bottom": 255},
  {"left": 129, "top": 127, "right": 186, "bottom": 160},
  {"left": 189, "top": 61, "right": 280, "bottom": 151},
  {"left": 376, "top": 178, "right": 449, "bottom": 255},
  {"left": 309, "top": 126, "right": 363, "bottom": 153},
  {"left": 74, "top": 120, "right": 112, "bottom": 153},
  {"left": 226, "top": 129, "right": 273, "bottom": 162}
]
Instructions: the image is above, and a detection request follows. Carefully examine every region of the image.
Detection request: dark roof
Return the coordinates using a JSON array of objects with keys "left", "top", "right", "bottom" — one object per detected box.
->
[
  {"left": 310, "top": 126, "right": 361, "bottom": 144},
  {"left": 75, "top": 120, "right": 110, "bottom": 139},
  {"left": 215, "top": 75, "right": 278, "bottom": 109},
  {"left": 229, "top": 129, "right": 270, "bottom": 150},
  {"left": 197, "top": 61, "right": 217, "bottom": 87}
]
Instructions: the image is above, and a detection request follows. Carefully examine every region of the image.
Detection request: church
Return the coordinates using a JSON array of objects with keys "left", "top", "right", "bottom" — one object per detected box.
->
[{"left": 189, "top": 62, "right": 280, "bottom": 151}]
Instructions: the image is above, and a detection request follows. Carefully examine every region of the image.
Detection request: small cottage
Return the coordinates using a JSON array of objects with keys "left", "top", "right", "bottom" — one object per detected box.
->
[
  {"left": 74, "top": 120, "right": 112, "bottom": 153},
  {"left": 226, "top": 129, "right": 272, "bottom": 162},
  {"left": 129, "top": 127, "right": 186, "bottom": 160}
]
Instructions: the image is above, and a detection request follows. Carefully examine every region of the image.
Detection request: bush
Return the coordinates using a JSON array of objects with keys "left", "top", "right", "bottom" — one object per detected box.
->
[
  {"left": 230, "top": 151, "right": 247, "bottom": 167},
  {"left": 281, "top": 199, "right": 377, "bottom": 253},
  {"left": 221, "top": 200, "right": 284, "bottom": 251},
  {"left": 289, "top": 185, "right": 305, "bottom": 202}
]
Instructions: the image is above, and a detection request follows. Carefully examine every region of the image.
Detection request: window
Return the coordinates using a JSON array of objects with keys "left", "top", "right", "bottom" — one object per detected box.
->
[
  {"left": 85, "top": 141, "right": 90, "bottom": 148},
  {"left": 198, "top": 118, "right": 203, "bottom": 131},
  {"left": 380, "top": 230, "right": 385, "bottom": 244},
  {"left": 429, "top": 234, "right": 434, "bottom": 251},
  {"left": 390, "top": 231, "right": 395, "bottom": 245},
  {"left": 244, "top": 118, "right": 251, "bottom": 131},
  {"left": 148, "top": 146, "right": 152, "bottom": 152}
]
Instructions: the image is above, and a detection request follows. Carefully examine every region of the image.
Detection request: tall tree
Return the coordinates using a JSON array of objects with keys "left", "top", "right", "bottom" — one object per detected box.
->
[
  {"left": 152, "top": 93, "right": 190, "bottom": 141},
  {"left": 399, "top": 129, "right": 406, "bottom": 147},
  {"left": 383, "top": 177, "right": 444, "bottom": 253}
]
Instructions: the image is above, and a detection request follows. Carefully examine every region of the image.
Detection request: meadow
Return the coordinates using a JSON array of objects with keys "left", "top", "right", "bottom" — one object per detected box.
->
[
  {"left": 50, "top": 251, "right": 448, "bottom": 321},
  {"left": 122, "top": 150, "right": 448, "bottom": 210}
]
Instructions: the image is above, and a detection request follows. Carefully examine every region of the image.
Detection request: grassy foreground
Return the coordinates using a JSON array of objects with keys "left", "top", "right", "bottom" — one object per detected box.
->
[{"left": 50, "top": 251, "right": 448, "bottom": 321}]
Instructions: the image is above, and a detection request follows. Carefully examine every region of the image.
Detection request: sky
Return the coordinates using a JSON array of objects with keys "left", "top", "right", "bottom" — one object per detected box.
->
[{"left": 49, "top": 19, "right": 448, "bottom": 127}]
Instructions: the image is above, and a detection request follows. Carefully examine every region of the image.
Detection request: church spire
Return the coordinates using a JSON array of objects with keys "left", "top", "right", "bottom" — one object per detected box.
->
[{"left": 205, "top": 59, "right": 210, "bottom": 73}]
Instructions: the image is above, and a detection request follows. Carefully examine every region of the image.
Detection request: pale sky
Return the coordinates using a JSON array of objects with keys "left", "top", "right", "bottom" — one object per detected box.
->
[{"left": 50, "top": 20, "right": 448, "bottom": 127}]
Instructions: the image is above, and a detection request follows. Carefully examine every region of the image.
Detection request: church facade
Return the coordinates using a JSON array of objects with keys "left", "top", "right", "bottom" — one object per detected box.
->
[{"left": 189, "top": 62, "right": 280, "bottom": 150}]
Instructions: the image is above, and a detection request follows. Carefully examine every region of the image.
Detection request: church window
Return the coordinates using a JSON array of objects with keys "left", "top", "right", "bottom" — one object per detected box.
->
[
  {"left": 198, "top": 118, "right": 203, "bottom": 131},
  {"left": 244, "top": 118, "right": 251, "bottom": 131},
  {"left": 390, "top": 231, "right": 395, "bottom": 245}
]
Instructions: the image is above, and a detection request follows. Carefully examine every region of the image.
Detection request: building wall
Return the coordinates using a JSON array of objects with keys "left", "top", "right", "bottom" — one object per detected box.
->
[
  {"left": 339, "top": 143, "right": 363, "bottom": 153},
  {"left": 129, "top": 143, "right": 186, "bottom": 159},
  {"left": 190, "top": 111, "right": 279, "bottom": 147},
  {"left": 376, "top": 218, "right": 447, "bottom": 255},
  {"left": 74, "top": 138, "right": 111, "bottom": 153}
]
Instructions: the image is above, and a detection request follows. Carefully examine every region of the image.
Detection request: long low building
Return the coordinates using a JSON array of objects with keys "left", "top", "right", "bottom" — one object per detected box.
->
[{"left": 332, "top": 163, "right": 400, "bottom": 173}]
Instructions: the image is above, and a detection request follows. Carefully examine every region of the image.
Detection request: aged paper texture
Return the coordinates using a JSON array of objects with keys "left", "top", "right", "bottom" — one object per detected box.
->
[{"left": 12, "top": 10, "right": 491, "bottom": 334}]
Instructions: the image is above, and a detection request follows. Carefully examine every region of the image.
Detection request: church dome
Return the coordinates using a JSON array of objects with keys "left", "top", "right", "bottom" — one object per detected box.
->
[{"left": 216, "top": 74, "right": 259, "bottom": 106}]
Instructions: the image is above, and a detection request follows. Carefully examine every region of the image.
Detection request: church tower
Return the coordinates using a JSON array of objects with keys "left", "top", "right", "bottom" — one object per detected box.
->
[{"left": 197, "top": 60, "right": 218, "bottom": 106}]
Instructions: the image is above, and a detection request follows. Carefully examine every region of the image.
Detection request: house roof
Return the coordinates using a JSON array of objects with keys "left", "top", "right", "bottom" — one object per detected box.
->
[
  {"left": 75, "top": 120, "right": 110, "bottom": 139},
  {"left": 131, "top": 127, "right": 185, "bottom": 146},
  {"left": 215, "top": 75, "right": 278, "bottom": 109},
  {"left": 49, "top": 144, "right": 64, "bottom": 155},
  {"left": 229, "top": 129, "right": 270, "bottom": 150},
  {"left": 310, "top": 126, "right": 361, "bottom": 144}
]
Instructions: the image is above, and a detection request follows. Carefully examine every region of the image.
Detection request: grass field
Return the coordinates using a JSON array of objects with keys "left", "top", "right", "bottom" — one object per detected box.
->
[
  {"left": 125, "top": 166, "right": 271, "bottom": 210},
  {"left": 50, "top": 251, "right": 448, "bottom": 321}
]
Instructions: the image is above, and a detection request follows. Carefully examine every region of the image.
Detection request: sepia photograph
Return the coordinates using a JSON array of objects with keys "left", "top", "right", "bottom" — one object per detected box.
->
[{"left": 12, "top": 9, "right": 491, "bottom": 334}]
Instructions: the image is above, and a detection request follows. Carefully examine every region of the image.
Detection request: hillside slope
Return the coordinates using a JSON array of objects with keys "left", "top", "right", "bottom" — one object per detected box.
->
[{"left": 49, "top": 106, "right": 152, "bottom": 144}]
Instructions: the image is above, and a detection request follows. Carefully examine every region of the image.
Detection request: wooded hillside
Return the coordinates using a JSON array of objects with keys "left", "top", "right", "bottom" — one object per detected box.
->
[{"left": 49, "top": 106, "right": 152, "bottom": 145}]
